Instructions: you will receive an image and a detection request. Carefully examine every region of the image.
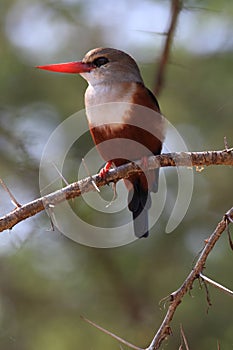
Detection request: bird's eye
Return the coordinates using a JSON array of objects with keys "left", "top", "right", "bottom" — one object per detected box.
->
[{"left": 93, "top": 57, "right": 109, "bottom": 67}]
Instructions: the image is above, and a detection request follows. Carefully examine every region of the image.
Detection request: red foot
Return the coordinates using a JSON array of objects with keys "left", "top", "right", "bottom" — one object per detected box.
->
[{"left": 99, "top": 161, "right": 113, "bottom": 178}]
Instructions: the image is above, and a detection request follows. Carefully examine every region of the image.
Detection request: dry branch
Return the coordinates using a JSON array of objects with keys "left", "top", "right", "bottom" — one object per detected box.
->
[
  {"left": 154, "top": 0, "right": 183, "bottom": 95},
  {"left": 0, "top": 149, "right": 232, "bottom": 233},
  {"left": 147, "top": 207, "right": 233, "bottom": 350},
  {"left": 81, "top": 208, "right": 233, "bottom": 350}
]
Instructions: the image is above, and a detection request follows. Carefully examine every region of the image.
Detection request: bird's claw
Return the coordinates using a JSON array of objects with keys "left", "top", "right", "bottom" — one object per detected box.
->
[{"left": 98, "top": 161, "right": 113, "bottom": 179}]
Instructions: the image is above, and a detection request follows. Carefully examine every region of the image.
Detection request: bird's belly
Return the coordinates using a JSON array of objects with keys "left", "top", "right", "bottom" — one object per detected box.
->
[{"left": 89, "top": 123, "right": 162, "bottom": 165}]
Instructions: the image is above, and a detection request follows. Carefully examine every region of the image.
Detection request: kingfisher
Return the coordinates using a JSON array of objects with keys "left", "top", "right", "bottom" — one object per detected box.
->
[{"left": 37, "top": 48, "right": 165, "bottom": 238}]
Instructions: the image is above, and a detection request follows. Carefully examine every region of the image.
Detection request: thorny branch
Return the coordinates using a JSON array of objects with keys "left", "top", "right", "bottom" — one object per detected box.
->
[
  {"left": 81, "top": 208, "right": 233, "bottom": 350},
  {"left": 146, "top": 207, "right": 233, "bottom": 350},
  {"left": 0, "top": 149, "right": 233, "bottom": 233}
]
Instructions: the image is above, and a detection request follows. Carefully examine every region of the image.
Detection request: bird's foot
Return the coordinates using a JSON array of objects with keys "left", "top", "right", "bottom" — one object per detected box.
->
[{"left": 98, "top": 161, "right": 113, "bottom": 178}]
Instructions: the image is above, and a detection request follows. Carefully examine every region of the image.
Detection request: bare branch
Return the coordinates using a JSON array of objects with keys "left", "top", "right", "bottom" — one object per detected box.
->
[
  {"left": 154, "top": 0, "right": 183, "bottom": 95},
  {"left": 146, "top": 207, "right": 233, "bottom": 350},
  {"left": 78, "top": 209, "right": 232, "bottom": 350},
  {"left": 0, "top": 149, "right": 232, "bottom": 233}
]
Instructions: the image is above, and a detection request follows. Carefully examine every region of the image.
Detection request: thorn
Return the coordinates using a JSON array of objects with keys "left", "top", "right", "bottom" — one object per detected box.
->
[
  {"left": 82, "top": 158, "right": 100, "bottom": 193},
  {"left": 51, "top": 163, "right": 76, "bottom": 206},
  {"left": 199, "top": 272, "right": 233, "bottom": 298},
  {"left": 183, "top": 5, "right": 220, "bottom": 13},
  {"left": 180, "top": 324, "right": 190, "bottom": 350},
  {"left": 135, "top": 29, "right": 168, "bottom": 36},
  {"left": 158, "top": 294, "right": 171, "bottom": 310},
  {"left": 46, "top": 204, "right": 56, "bottom": 231},
  {"left": 225, "top": 207, "right": 233, "bottom": 224},
  {"left": 0, "top": 178, "right": 21, "bottom": 208},
  {"left": 106, "top": 182, "right": 118, "bottom": 208},
  {"left": 80, "top": 315, "right": 143, "bottom": 350},
  {"left": 224, "top": 209, "right": 233, "bottom": 249},
  {"left": 52, "top": 162, "right": 69, "bottom": 186},
  {"left": 224, "top": 136, "right": 229, "bottom": 150}
]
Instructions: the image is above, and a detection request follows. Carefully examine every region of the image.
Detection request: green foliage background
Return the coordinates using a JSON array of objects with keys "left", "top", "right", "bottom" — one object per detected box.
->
[{"left": 0, "top": 0, "right": 232, "bottom": 349}]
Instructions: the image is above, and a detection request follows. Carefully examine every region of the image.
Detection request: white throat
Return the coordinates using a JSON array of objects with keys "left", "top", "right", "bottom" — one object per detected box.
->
[{"left": 84, "top": 82, "right": 137, "bottom": 126}]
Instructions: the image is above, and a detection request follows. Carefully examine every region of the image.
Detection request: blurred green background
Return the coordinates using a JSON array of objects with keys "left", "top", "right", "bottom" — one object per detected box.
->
[{"left": 0, "top": 0, "right": 232, "bottom": 349}]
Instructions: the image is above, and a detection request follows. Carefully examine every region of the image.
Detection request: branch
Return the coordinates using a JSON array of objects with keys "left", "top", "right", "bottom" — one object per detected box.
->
[
  {"left": 0, "top": 149, "right": 232, "bottom": 233},
  {"left": 154, "top": 0, "right": 183, "bottom": 95},
  {"left": 81, "top": 208, "right": 233, "bottom": 349},
  {"left": 147, "top": 207, "right": 233, "bottom": 350}
]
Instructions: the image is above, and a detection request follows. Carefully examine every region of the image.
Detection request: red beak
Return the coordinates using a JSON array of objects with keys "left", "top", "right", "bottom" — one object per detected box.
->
[{"left": 36, "top": 61, "right": 93, "bottom": 73}]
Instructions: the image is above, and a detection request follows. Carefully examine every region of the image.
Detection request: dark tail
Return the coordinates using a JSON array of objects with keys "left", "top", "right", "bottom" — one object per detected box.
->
[{"left": 128, "top": 181, "right": 151, "bottom": 238}]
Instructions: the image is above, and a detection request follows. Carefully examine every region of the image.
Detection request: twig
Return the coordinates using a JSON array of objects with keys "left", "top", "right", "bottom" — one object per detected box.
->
[
  {"left": 154, "top": 0, "right": 183, "bottom": 95},
  {"left": 146, "top": 207, "right": 233, "bottom": 350},
  {"left": 0, "top": 149, "right": 232, "bottom": 233}
]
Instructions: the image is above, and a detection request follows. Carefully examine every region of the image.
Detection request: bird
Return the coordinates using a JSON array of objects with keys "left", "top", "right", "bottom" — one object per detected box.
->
[{"left": 37, "top": 48, "right": 165, "bottom": 238}]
